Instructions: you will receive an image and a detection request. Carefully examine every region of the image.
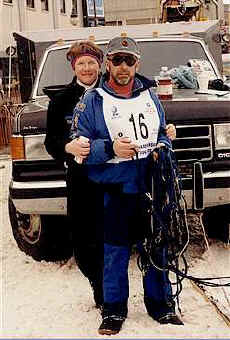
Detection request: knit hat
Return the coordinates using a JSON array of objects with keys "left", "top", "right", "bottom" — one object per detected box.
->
[
  {"left": 106, "top": 37, "right": 141, "bottom": 58},
  {"left": 66, "top": 40, "right": 104, "bottom": 69}
]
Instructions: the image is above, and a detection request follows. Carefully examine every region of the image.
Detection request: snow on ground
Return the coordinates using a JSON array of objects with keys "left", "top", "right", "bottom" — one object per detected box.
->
[{"left": 1, "top": 158, "right": 229, "bottom": 338}]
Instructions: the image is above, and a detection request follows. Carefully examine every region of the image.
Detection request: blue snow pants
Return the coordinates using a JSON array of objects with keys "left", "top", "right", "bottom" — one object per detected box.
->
[{"left": 103, "top": 189, "right": 175, "bottom": 320}]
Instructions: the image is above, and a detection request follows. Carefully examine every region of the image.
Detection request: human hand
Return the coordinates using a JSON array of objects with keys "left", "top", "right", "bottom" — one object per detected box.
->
[
  {"left": 166, "top": 123, "right": 176, "bottom": 140},
  {"left": 65, "top": 137, "right": 90, "bottom": 159},
  {"left": 113, "top": 137, "right": 139, "bottom": 158},
  {"left": 152, "top": 142, "right": 165, "bottom": 161}
]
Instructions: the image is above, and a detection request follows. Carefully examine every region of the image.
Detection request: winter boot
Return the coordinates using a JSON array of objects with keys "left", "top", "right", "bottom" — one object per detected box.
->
[
  {"left": 98, "top": 315, "right": 125, "bottom": 335},
  {"left": 144, "top": 296, "right": 183, "bottom": 325},
  {"left": 157, "top": 312, "right": 184, "bottom": 325}
]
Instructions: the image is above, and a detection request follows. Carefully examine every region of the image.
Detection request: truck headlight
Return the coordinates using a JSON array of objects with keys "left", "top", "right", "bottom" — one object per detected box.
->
[{"left": 214, "top": 124, "right": 230, "bottom": 149}]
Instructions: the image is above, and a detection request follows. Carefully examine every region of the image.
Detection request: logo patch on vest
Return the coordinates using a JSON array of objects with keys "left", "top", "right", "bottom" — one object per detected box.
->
[
  {"left": 76, "top": 102, "right": 86, "bottom": 112},
  {"left": 111, "top": 106, "right": 120, "bottom": 119},
  {"left": 74, "top": 113, "right": 80, "bottom": 128},
  {"left": 122, "top": 40, "right": 128, "bottom": 47},
  {"left": 145, "top": 102, "right": 155, "bottom": 114}
]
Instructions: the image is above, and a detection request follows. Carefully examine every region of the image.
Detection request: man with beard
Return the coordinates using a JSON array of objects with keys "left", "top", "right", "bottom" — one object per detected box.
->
[{"left": 71, "top": 36, "right": 182, "bottom": 335}]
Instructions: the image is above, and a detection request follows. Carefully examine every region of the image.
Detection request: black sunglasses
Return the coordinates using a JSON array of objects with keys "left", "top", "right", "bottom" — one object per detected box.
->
[{"left": 109, "top": 55, "right": 137, "bottom": 67}]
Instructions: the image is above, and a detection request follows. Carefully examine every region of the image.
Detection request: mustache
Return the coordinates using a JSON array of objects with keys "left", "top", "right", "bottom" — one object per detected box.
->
[
  {"left": 117, "top": 73, "right": 130, "bottom": 76},
  {"left": 81, "top": 71, "right": 93, "bottom": 75}
]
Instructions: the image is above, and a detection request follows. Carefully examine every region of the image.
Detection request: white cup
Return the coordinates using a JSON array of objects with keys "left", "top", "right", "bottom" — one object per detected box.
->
[
  {"left": 74, "top": 136, "right": 89, "bottom": 164},
  {"left": 197, "top": 72, "right": 210, "bottom": 90}
]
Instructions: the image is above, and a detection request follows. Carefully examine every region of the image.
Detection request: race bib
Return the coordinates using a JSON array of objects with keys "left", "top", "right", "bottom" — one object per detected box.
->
[{"left": 96, "top": 88, "right": 160, "bottom": 163}]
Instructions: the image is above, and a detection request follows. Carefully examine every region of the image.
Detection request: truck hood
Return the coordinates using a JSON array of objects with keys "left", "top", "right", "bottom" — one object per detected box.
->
[
  {"left": 162, "top": 89, "right": 230, "bottom": 123},
  {"left": 16, "top": 90, "right": 230, "bottom": 134},
  {"left": 15, "top": 99, "right": 49, "bottom": 135}
]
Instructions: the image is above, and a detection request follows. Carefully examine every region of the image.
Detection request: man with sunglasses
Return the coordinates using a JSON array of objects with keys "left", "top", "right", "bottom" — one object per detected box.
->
[{"left": 71, "top": 36, "right": 182, "bottom": 335}]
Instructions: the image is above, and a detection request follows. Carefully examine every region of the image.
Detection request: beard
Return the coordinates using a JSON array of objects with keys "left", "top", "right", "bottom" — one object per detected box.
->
[{"left": 112, "top": 73, "right": 132, "bottom": 86}]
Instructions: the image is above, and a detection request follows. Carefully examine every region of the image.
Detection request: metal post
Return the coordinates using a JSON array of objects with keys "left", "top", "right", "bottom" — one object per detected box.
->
[
  {"left": 70, "top": 0, "right": 78, "bottom": 25},
  {"left": 77, "top": 0, "right": 84, "bottom": 26},
  {"left": 217, "top": 0, "right": 224, "bottom": 21},
  {"left": 93, "top": 0, "right": 97, "bottom": 26},
  {"left": 17, "top": 0, "right": 26, "bottom": 31},
  {"left": 51, "top": 0, "right": 58, "bottom": 29},
  {"left": 71, "top": 0, "right": 83, "bottom": 26},
  {"left": 8, "top": 46, "right": 12, "bottom": 100}
]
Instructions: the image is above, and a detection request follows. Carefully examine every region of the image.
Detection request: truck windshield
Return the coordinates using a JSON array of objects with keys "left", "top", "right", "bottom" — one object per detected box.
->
[{"left": 37, "top": 40, "right": 216, "bottom": 96}]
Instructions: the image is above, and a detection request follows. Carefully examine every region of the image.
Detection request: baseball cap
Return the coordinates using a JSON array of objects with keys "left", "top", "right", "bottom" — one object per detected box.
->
[{"left": 106, "top": 37, "right": 141, "bottom": 59}]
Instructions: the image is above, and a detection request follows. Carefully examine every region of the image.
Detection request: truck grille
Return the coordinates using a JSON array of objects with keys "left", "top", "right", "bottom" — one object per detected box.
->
[{"left": 172, "top": 125, "right": 212, "bottom": 162}]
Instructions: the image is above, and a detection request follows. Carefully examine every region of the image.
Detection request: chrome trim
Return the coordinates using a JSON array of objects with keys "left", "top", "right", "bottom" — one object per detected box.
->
[
  {"left": 12, "top": 197, "right": 67, "bottom": 215},
  {"left": 175, "top": 136, "right": 212, "bottom": 140},
  {"left": 11, "top": 179, "right": 66, "bottom": 189},
  {"left": 176, "top": 124, "right": 211, "bottom": 129},
  {"left": 24, "top": 134, "right": 52, "bottom": 160},
  {"left": 174, "top": 124, "right": 213, "bottom": 162},
  {"left": 204, "top": 170, "right": 230, "bottom": 178},
  {"left": 11, "top": 171, "right": 229, "bottom": 190},
  {"left": 184, "top": 170, "right": 230, "bottom": 209},
  {"left": 13, "top": 186, "right": 229, "bottom": 214},
  {"left": 183, "top": 188, "right": 230, "bottom": 210},
  {"left": 175, "top": 147, "right": 211, "bottom": 152},
  {"left": 11, "top": 180, "right": 66, "bottom": 214},
  {"left": 10, "top": 170, "right": 230, "bottom": 214}
]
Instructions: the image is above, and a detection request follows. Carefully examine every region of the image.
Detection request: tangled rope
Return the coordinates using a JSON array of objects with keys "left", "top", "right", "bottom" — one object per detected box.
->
[{"left": 138, "top": 146, "right": 230, "bottom": 305}]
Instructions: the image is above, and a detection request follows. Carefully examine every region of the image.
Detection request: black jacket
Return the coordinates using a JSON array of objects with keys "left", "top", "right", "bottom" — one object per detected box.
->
[
  {"left": 44, "top": 76, "right": 100, "bottom": 164},
  {"left": 44, "top": 77, "right": 104, "bottom": 289}
]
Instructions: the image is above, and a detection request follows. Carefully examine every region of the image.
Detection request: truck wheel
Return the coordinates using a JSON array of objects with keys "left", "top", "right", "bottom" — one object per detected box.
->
[
  {"left": 8, "top": 197, "right": 73, "bottom": 262},
  {"left": 202, "top": 204, "right": 230, "bottom": 243}
]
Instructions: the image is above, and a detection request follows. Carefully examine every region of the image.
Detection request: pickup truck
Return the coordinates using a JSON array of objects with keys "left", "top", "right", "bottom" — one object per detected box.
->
[{"left": 9, "top": 20, "right": 230, "bottom": 261}]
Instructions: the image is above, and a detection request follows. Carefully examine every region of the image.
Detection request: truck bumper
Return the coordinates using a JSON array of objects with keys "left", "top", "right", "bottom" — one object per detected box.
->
[
  {"left": 182, "top": 169, "right": 230, "bottom": 210},
  {"left": 9, "top": 169, "right": 230, "bottom": 215},
  {"left": 9, "top": 179, "right": 67, "bottom": 215}
]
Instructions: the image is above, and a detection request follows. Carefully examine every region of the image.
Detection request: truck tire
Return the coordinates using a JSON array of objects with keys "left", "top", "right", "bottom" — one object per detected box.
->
[
  {"left": 8, "top": 197, "right": 73, "bottom": 262},
  {"left": 202, "top": 204, "right": 230, "bottom": 243}
]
